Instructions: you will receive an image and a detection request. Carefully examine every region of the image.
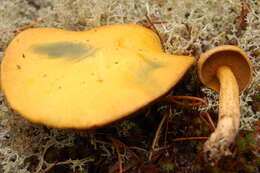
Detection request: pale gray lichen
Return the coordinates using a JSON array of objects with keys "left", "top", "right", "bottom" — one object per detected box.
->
[{"left": 0, "top": 0, "right": 259, "bottom": 172}]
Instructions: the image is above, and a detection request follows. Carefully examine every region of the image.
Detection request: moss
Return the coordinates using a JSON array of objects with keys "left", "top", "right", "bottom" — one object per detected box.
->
[{"left": 160, "top": 161, "right": 174, "bottom": 171}]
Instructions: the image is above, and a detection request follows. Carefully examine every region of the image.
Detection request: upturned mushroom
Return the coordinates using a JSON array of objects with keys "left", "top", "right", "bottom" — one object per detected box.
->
[
  {"left": 1, "top": 24, "right": 195, "bottom": 129},
  {"left": 198, "top": 45, "right": 253, "bottom": 162}
]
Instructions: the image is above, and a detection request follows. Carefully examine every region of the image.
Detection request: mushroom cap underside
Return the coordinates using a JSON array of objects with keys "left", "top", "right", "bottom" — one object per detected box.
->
[
  {"left": 1, "top": 24, "right": 195, "bottom": 129},
  {"left": 198, "top": 45, "right": 253, "bottom": 92}
]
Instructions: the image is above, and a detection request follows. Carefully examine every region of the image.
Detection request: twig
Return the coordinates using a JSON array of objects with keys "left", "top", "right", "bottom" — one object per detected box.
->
[
  {"left": 164, "top": 113, "right": 170, "bottom": 147},
  {"left": 173, "top": 137, "right": 208, "bottom": 141},
  {"left": 164, "top": 96, "right": 206, "bottom": 107},
  {"left": 108, "top": 136, "right": 142, "bottom": 173},
  {"left": 202, "top": 112, "right": 216, "bottom": 130},
  {"left": 237, "top": 0, "right": 251, "bottom": 30},
  {"left": 14, "top": 17, "right": 46, "bottom": 33},
  {"left": 129, "top": 146, "right": 148, "bottom": 152},
  {"left": 41, "top": 162, "right": 57, "bottom": 173},
  {"left": 208, "top": 32, "right": 226, "bottom": 43},
  {"left": 150, "top": 21, "right": 168, "bottom": 24},
  {"left": 145, "top": 15, "right": 165, "bottom": 51},
  {"left": 148, "top": 112, "right": 168, "bottom": 160},
  {"left": 199, "top": 113, "right": 212, "bottom": 129},
  {"left": 109, "top": 137, "right": 123, "bottom": 173}
]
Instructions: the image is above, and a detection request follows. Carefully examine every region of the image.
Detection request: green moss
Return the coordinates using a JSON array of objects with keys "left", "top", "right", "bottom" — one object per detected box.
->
[
  {"left": 245, "top": 133, "right": 255, "bottom": 145},
  {"left": 244, "top": 165, "right": 256, "bottom": 173},
  {"left": 252, "top": 94, "right": 260, "bottom": 102},
  {"left": 237, "top": 137, "right": 247, "bottom": 152}
]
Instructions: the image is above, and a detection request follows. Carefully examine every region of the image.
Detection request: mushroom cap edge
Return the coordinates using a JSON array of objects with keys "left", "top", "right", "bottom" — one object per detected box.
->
[{"left": 198, "top": 45, "right": 253, "bottom": 92}]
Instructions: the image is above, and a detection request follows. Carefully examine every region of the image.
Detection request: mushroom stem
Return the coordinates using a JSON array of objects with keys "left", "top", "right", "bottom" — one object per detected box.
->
[{"left": 204, "top": 65, "right": 240, "bottom": 163}]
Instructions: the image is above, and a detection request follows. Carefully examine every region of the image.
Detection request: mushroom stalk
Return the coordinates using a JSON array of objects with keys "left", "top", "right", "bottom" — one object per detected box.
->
[{"left": 204, "top": 65, "right": 240, "bottom": 162}]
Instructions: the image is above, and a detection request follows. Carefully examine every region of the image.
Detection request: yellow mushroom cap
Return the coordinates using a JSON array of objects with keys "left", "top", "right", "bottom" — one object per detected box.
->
[
  {"left": 1, "top": 24, "right": 195, "bottom": 129},
  {"left": 198, "top": 45, "right": 253, "bottom": 92}
]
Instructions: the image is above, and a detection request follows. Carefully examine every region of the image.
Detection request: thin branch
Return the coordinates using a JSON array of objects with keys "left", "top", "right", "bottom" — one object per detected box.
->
[
  {"left": 14, "top": 17, "right": 46, "bottom": 33},
  {"left": 164, "top": 96, "right": 206, "bottom": 107},
  {"left": 145, "top": 15, "right": 165, "bottom": 51},
  {"left": 202, "top": 112, "right": 216, "bottom": 130},
  {"left": 148, "top": 112, "right": 168, "bottom": 160},
  {"left": 173, "top": 137, "right": 208, "bottom": 141}
]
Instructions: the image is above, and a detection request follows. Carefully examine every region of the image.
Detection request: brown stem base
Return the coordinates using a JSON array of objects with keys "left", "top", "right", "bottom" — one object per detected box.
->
[
  {"left": 204, "top": 66, "right": 240, "bottom": 164},
  {"left": 204, "top": 117, "right": 238, "bottom": 163}
]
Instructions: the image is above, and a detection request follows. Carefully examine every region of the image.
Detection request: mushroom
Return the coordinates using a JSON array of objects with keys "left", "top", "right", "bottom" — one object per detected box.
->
[
  {"left": 1, "top": 24, "right": 195, "bottom": 129},
  {"left": 198, "top": 45, "right": 253, "bottom": 162}
]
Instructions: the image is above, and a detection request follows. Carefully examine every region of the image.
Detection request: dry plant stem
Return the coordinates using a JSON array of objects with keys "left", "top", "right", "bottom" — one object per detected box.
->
[
  {"left": 109, "top": 137, "right": 123, "bottom": 173},
  {"left": 173, "top": 137, "right": 208, "bottom": 141},
  {"left": 165, "top": 96, "right": 205, "bottom": 107},
  {"left": 200, "top": 113, "right": 213, "bottom": 130},
  {"left": 145, "top": 15, "right": 164, "bottom": 50},
  {"left": 204, "top": 112, "right": 216, "bottom": 130},
  {"left": 202, "top": 112, "right": 216, "bottom": 130},
  {"left": 14, "top": 17, "right": 45, "bottom": 33},
  {"left": 204, "top": 66, "right": 240, "bottom": 163},
  {"left": 148, "top": 112, "right": 168, "bottom": 161}
]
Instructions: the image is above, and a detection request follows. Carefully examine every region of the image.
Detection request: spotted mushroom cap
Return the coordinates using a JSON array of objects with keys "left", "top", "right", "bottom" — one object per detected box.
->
[{"left": 1, "top": 24, "right": 195, "bottom": 129}]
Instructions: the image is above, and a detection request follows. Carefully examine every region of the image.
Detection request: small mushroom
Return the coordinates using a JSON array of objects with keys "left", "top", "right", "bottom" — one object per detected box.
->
[
  {"left": 1, "top": 24, "right": 195, "bottom": 129},
  {"left": 198, "top": 45, "right": 253, "bottom": 162}
]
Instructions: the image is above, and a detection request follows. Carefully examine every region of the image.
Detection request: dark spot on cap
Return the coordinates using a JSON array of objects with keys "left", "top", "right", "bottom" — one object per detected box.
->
[
  {"left": 16, "top": 65, "right": 21, "bottom": 70},
  {"left": 32, "top": 42, "right": 96, "bottom": 60}
]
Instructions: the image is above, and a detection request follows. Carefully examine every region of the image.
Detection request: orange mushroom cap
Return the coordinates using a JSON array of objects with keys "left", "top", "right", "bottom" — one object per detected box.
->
[
  {"left": 198, "top": 45, "right": 253, "bottom": 92},
  {"left": 1, "top": 24, "right": 195, "bottom": 129}
]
